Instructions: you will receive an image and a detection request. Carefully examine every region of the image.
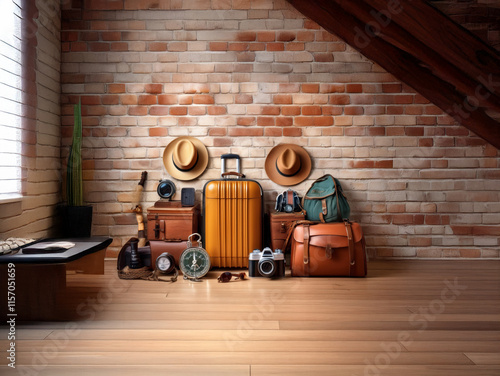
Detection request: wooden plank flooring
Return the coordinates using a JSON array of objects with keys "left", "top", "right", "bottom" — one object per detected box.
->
[{"left": 1, "top": 260, "right": 499, "bottom": 375}]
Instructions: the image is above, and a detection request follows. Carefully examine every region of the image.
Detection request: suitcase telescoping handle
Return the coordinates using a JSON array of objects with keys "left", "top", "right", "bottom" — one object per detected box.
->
[{"left": 221, "top": 154, "right": 245, "bottom": 179}]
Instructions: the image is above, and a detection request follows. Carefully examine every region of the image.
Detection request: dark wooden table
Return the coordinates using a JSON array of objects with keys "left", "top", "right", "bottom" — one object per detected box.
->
[{"left": 0, "top": 237, "right": 112, "bottom": 320}]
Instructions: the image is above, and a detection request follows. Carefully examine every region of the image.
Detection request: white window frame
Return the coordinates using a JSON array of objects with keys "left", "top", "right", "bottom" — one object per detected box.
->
[{"left": 0, "top": 0, "right": 23, "bottom": 203}]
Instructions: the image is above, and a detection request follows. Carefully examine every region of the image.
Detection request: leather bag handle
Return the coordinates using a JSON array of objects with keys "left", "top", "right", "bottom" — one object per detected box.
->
[
  {"left": 221, "top": 171, "right": 245, "bottom": 179},
  {"left": 221, "top": 154, "right": 243, "bottom": 178}
]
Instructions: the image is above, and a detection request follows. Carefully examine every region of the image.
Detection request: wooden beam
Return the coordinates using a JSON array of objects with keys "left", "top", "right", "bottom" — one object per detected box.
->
[
  {"left": 287, "top": 0, "right": 500, "bottom": 149},
  {"left": 335, "top": 0, "right": 500, "bottom": 113},
  {"left": 365, "top": 0, "right": 500, "bottom": 93}
]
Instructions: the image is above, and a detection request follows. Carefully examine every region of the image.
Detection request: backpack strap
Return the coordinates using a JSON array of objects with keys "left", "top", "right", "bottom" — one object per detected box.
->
[{"left": 319, "top": 199, "right": 327, "bottom": 223}]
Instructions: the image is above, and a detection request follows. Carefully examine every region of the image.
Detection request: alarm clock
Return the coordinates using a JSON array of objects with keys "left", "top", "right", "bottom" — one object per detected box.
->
[
  {"left": 155, "top": 252, "right": 176, "bottom": 274},
  {"left": 179, "top": 233, "right": 210, "bottom": 281}
]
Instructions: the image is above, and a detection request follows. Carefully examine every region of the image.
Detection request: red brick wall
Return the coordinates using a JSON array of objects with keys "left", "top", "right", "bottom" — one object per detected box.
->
[{"left": 60, "top": 0, "right": 500, "bottom": 258}]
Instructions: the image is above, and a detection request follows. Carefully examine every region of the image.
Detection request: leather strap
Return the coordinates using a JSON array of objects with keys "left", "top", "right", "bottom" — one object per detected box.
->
[
  {"left": 303, "top": 223, "right": 310, "bottom": 276},
  {"left": 344, "top": 220, "right": 355, "bottom": 276},
  {"left": 151, "top": 267, "right": 178, "bottom": 283},
  {"left": 281, "top": 221, "right": 296, "bottom": 253},
  {"left": 280, "top": 222, "right": 287, "bottom": 233},
  {"left": 154, "top": 214, "right": 160, "bottom": 239},
  {"left": 160, "top": 220, "right": 165, "bottom": 240},
  {"left": 282, "top": 219, "right": 316, "bottom": 253},
  {"left": 325, "top": 244, "right": 332, "bottom": 259},
  {"left": 319, "top": 199, "right": 327, "bottom": 222}
]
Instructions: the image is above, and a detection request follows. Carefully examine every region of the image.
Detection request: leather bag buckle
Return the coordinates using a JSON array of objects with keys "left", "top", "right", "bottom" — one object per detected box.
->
[{"left": 325, "top": 244, "right": 333, "bottom": 259}]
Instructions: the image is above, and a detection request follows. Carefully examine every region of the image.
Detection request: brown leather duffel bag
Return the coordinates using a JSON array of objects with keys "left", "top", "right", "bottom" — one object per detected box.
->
[{"left": 290, "top": 221, "right": 367, "bottom": 277}]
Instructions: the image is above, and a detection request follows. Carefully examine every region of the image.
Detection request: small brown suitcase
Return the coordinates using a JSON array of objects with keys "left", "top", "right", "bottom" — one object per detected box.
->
[
  {"left": 269, "top": 211, "right": 305, "bottom": 252},
  {"left": 146, "top": 201, "right": 199, "bottom": 242}
]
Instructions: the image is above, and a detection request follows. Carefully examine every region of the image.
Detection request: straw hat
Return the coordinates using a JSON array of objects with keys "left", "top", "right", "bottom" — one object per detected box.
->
[
  {"left": 265, "top": 144, "right": 312, "bottom": 186},
  {"left": 163, "top": 137, "right": 209, "bottom": 181}
]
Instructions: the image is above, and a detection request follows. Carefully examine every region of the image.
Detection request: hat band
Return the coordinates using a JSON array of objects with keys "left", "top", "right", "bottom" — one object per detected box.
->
[
  {"left": 173, "top": 154, "right": 199, "bottom": 172},
  {"left": 276, "top": 159, "right": 301, "bottom": 177}
]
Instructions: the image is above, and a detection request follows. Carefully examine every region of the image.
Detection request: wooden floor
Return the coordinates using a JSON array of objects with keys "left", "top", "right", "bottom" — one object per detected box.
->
[{"left": 1, "top": 259, "right": 500, "bottom": 375}]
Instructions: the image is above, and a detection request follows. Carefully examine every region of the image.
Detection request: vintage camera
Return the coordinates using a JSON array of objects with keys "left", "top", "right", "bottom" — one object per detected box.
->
[
  {"left": 248, "top": 247, "right": 285, "bottom": 278},
  {"left": 275, "top": 189, "right": 301, "bottom": 213}
]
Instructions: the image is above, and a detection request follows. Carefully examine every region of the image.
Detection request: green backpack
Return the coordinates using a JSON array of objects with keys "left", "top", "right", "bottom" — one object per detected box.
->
[{"left": 302, "top": 175, "right": 350, "bottom": 222}]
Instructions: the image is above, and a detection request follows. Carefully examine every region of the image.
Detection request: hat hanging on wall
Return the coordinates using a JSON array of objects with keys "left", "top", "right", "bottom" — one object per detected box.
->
[
  {"left": 163, "top": 136, "right": 209, "bottom": 181},
  {"left": 265, "top": 144, "right": 312, "bottom": 186}
]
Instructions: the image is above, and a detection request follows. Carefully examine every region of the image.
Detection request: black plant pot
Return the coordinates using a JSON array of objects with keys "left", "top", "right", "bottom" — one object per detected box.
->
[{"left": 61, "top": 205, "right": 93, "bottom": 238}]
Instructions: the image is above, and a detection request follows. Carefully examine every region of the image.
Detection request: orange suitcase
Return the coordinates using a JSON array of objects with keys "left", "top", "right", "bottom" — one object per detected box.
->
[{"left": 203, "top": 154, "right": 263, "bottom": 268}]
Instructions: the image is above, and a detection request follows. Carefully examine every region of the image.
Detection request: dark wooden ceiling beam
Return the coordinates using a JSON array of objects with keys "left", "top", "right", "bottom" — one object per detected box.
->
[
  {"left": 365, "top": 0, "right": 500, "bottom": 92},
  {"left": 334, "top": 0, "right": 500, "bottom": 114},
  {"left": 287, "top": 0, "right": 500, "bottom": 149}
]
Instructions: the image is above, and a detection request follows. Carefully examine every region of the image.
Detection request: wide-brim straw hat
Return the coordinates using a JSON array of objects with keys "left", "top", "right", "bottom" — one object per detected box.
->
[
  {"left": 265, "top": 144, "right": 312, "bottom": 186},
  {"left": 163, "top": 136, "right": 209, "bottom": 181}
]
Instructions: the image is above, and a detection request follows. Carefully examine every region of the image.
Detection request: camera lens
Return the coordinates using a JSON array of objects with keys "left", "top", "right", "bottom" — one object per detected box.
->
[
  {"left": 157, "top": 179, "right": 176, "bottom": 199},
  {"left": 258, "top": 259, "right": 275, "bottom": 277},
  {"left": 159, "top": 184, "right": 172, "bottom": 196}
]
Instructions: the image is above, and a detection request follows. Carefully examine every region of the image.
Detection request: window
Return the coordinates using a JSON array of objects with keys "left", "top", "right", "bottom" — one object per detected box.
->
[{"left": 0, "top": 0, "right": 23, "bottom": 201}]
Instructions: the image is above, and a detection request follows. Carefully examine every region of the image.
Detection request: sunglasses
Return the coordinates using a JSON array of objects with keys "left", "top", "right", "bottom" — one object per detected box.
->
[{"left": 217, "top": 272, "right": 247, "bottom": 283}]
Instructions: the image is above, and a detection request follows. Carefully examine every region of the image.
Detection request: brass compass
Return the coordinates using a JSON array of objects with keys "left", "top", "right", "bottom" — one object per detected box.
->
[{"left": 179, "top": 233, "right": 210, "bottom": 282}]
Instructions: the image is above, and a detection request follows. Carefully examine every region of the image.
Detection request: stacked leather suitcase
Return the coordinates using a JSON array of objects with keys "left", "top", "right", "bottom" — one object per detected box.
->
[
  {"left": 146, "top": 201, "right": 200, "bottom": 267},
  {"left": 146, "top": 201, "right": 199, "bottom": 242}
]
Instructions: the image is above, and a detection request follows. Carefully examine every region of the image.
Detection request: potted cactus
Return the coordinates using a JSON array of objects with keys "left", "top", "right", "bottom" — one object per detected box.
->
[{"left": 62, "top": 100, "right": 92, "bottom": 237}]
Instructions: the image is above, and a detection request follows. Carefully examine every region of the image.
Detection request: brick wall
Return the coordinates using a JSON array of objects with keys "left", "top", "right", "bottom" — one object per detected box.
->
[
  {"left": 0, "top": 0, "right": 62, "bottom": 238},
  {"left": 60, "top": 0, "right": 500, "bottom": 258}
]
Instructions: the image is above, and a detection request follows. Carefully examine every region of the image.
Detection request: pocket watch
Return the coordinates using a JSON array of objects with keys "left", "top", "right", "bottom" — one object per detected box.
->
[
  {"left": 155, "top": 252, "right": 176, "bottom": 274},
  {"left": 179, "top": 233, "right": 210, "bottom": 282}
]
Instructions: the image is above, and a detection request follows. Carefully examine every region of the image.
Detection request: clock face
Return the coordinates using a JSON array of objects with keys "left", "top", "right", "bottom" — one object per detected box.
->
[
  {"left": 179, "top": 247, "right": 210, "bottom": 279},
  {"left": 155, "top": 252, "right": 175, "bottom": 274},
  {"left": 157, "top": 256, "right": 172, "bottom": 272}
]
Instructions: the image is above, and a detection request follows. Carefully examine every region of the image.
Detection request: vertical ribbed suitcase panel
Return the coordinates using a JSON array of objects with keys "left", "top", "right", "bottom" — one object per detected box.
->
[{"left": 204, "top": 180, "right": 262, "bottom": 268}]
